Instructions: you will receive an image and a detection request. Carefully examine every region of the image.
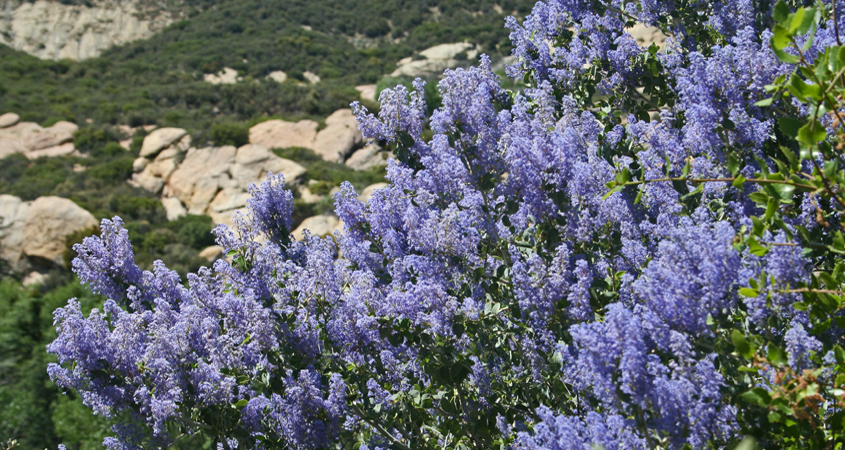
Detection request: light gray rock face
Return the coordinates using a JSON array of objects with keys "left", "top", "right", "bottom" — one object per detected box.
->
[
  {"left": 161, "top": 196, "right": 187, "bottom": 221},
  {"left": 345, "top": 143, "right": 390, "bottom": 170},
  {"left": 203, "top": 67, "right": 240, "bottom": 85},
  {"left": 22, "top": 120, "right": 77, "bottom": 151},
  {"left": 391, "top": 42, "right": 478, "bottom": 77},
  {"left": 312, "top": 109, "right": 363, "bottom": 163},
  {"left": 292, "top": 214, "right": 342, "bottom": 240},
  {"left": 0, "top": 194, "right": 30, "bottom": 272},
  {"left": 358, "top": 182, "right": 389, "bottom": 203},
  {"left": 139, "top": 128, "right": 187, "bottom": 158},
  {"left": 0, "top": 119, "right": 79, "bottom": 159},
  {"left": 248, "top": 109, "right": 363, "bottom": 163},
  {"left": 355, "top": 85, "right": 377, "bottom": 102},
  {"left": 265, "top": 71, "right": 288, "bottom": 83},
  {"left": 198, "top": 245, "right": 223, "bottom": 261},
  {"left": 0, "top": 112, "right": 20, "bottom": 128},
  {"left": 249, "top": 119, "right": 319, "bottom": 150},
  {"left": 0, "top": 0, "right": 175, "bottom": 60},
  {"left": 21, "top": 196, "right": 98, "bottom": 266},
  {"left": 134, "top": 142, "right": 306, "bottom": 223}
]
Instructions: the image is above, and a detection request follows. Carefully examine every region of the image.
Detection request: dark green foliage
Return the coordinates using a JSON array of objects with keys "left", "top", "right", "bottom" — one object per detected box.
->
[
  {"left": 210, "top": 121, "right": 250, "bottom": 147},
  {"left": 0, "top": 278, "right": 111, "bottom": 450}
]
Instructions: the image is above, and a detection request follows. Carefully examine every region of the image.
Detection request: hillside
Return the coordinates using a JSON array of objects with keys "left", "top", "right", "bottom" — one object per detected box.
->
[{"left": 0, "top": 0, "right": 524, "bottom": 132}]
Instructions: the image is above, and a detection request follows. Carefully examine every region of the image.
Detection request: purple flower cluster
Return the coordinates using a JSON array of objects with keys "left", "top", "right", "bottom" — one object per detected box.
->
[{"left": 48, "top": 0, "right": 838, "bottom": 448}]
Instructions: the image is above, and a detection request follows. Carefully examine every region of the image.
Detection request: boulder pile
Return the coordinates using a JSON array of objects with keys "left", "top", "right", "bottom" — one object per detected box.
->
[
  {"left": 0, "top": 195, "right": 97, "bottom": 273},
  {"left": 0, "top": 113, "right": 79, "bottom": 159}
]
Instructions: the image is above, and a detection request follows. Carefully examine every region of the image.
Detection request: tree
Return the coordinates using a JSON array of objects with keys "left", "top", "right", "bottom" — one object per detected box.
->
[{"left": 48, "top": 1, "right": 845, "bottom": 449}]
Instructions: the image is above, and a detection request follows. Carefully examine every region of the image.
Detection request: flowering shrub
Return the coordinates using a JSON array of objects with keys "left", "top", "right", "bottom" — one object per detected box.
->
[{"left": 48, "top": 1, "right": 845, "bottom": 449}]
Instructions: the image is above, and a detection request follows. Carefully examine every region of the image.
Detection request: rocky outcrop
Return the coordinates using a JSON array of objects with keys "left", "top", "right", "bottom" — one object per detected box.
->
[
  {"left": 0, "top": 118, "right": 79, "bottom": 159},
  {"left": 0, "top": 0, "right": 175, "bottom": 60},
  {"left": 266, "top": 71, "right": 288, "bottom": 83},
  {"left": 0, "top": 112, "right": 19, "bottom": 128},
  {"left": 22, "top": 196, "right": 98, "bottom": 266},
  {"left": 203, "top": 67, "right": 241, "bottom": 85},
  {"left": 292, "top": 214, "right": 341, "bottom": 240},
  {"left": 392, "top": 42, "right": 478, "bottom": 77},
  {"left": 345, "top": 143, "right": 390, "bottom": 170},
  {"left": 139, "top": 127, "right": 188, "bottom": 158},
  {"left": 249, "top": 108, "right": 363, "bottom": 163},
  {"left": 358, "top": 182, "right": 388, "bottom": 203},
  {"left": 0, "top": 195, "right": 97, "bottom": 270},
  {"left": 131, "top": 128, "right": 307, "bottom": 226},
  {"left": 355, "top": 85, "right": 377, "bottom": 102}
]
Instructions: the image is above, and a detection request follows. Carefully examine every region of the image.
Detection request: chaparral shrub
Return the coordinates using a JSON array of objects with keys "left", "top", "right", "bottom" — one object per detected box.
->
[{"left": 48, "top": 1, "right": 845, "bottom": 449}]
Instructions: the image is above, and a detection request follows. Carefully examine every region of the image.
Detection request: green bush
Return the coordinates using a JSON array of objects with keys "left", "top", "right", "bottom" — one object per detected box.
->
[{"left": 210, "top": 122, "right": 249, "bottom": 147}]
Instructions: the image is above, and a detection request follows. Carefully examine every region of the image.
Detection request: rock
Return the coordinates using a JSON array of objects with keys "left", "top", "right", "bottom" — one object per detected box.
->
[
  {"left": 235, "top": 144, "right": 273, "bottom": 165},
  {"left": 420, "top": 42, "right": 475, "bottom": 60},
  {"left": 312, "top": 109, "right": 363, "bottom": 163},
  {"left": 0, "top": 121, "right": 42, "bottom": 138},
  {"left": 133, "top": 157, "right": 150, "bottom": 173},
  {"left": 26, "top": 142, "right": 75, "bottom": 159},
  {"left": 0, "top": 195, "right": 29, "bottom": 271},
  {"left": 22, "top": 121, "right": 78, "bottom": 151},
  {"left": 130, "top": 168, "right": 165, "bottom": 194},
  {"left": 260, "top": 157, "right": 307, "bottom": 184},
  {"left": 266, "top": 71, "right": 288, "bottom": 83},
  {"left": 249, "top": 119, "right": 318, "bottom": 150},
  {"left": 22, "top": 196, "right": 97, "bottom": 266},
  {"left": 145, "top": 147, "right": 185, "bottom": 180},
  {"left": 199, "top": 245, "right": 224, "bottom": 262},
  {"left": 209, "top": 188, "right": 250, "bottom": 213},
  {"left": 203, "top": 67, "right": 239, "bottom": 85},
  {"left": 161, "top": 197, "right": 187, "bottom": 221},
  {"left": 303, "top": 71, "right": 321, "bottom": 84},
  {"left": 358, "top": 182, "right": 389, "bottom": 203},
  {"left": 292, "top": 215, "right": 342, "bottom": 240},
  {"left": 0, "top": 0, "right": 175, "bottom": 60},
  {"left": 139, "top": 127, "right": 187, "bottom": 158},
  {"left": 0, "top": 136, "right": 28, "bottom": 159},
  {"left": 345, "top": 143, "right": 390, "bottom": 170},
  {"left": 168, "top": 146, "right": 236, "bottom": 214},
  {"left": 298, "top": 186, "right": 324, "bottom": 203},
  {"left": 355, "top": 85, "right": 377, "bottom": 102},
  {"left": 392, "top": 43, "right": 477, "bottom": 77},
  {"left": 22, "top": 271, "right": 48, "bottom": 286},
  {"left": 0, "top": 113, "right": 20, "bottom": 128},
  {"left": 208, "top": 209, "right": 238, "bottom": 228},
  {"left": 626, "top": 23, "right": 667, "bottom": 49}
]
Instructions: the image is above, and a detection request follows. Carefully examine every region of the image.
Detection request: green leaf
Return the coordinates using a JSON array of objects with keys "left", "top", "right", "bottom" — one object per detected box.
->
[
  {"left": 777, "top": 117, "right": 803, "bottom": 138},
  {"left": 732, "top": 175, "right": 747, "bottom": 188},
  {"left": 772, "top": 45, "right": 800, "bottom": 63},
  {"left": 772, "top": 0, "right": 789, "bottom": 24},
  {"left": 739, "top": 288, "right": 760, "bottom": 297},
  {"left": 764, "top": 197, "right": 778, "bottom": 221},
  {"left": 796, "top": 7, "right": 816, "bottom": 34},
  {"left": 681, "top": 159, "right": 691, "bottom": 178},
  {"left": 754, "top": 97, "right": 773, "bottom": 107},
  {"left": 789, "top": 8, "right": 806, "bottom": 33},
  {"left": 792, "top": 302, "right": 809, "bottom": 311},
  {"left": 727, "top": 154, "right": 741, "bottom": 176},
  {"left": 234, "top": 399, "right": 248, "bottom": 408},
  {"left": 740, "top": 388, "right": 772, "bottom": 406},
  {"left": 772, "top": 24, "right": 792, "bottom": 50},
  {"left": 732, "top": 329, "right": 753, "bottom": 357},
  {"left": 748, "top": 238, "right": 769, "bottom": 257},
  {"left": 797, "top": 120, "right": 826, "bottom": 146},
  {"left": 768, "top": 344, "right": 788, "bottom": 366}
]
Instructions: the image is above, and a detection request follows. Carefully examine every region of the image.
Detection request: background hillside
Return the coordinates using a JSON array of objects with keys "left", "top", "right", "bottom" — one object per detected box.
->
[{"left": 0, "top": 1, "right": 529, "bottom": 449}]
